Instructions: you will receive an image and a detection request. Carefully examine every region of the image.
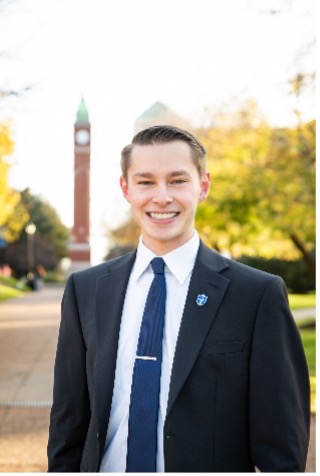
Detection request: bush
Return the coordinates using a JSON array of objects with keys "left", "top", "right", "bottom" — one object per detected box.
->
[{"left": 238, "top": 256, "right": 315, "bottom": 293}]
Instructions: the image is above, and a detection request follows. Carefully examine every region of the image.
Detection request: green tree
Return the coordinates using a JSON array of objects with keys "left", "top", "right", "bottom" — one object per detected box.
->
[
  {"left": 196, "top": 103, "right": 315, "bottom": 274},
  {"left": 4, "top": 188, "right": 70, "bottom": 275},
  {"left": 20, "top": 189, "right": 69, "bottom": 259},
  {"left": 196, "top": 101, "right": 273, "bottom": 257},
  {"left": 261, "top": 121, "right": 315, "bottom": 275}
]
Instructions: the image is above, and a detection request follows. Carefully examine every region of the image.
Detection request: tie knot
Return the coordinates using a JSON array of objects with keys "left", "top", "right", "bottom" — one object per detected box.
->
[{"left": 151, "top": 257, "right": 165, "bottom": 275}]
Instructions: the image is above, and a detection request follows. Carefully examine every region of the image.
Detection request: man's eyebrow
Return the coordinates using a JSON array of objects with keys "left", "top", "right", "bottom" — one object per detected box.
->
[
  {"left": 133, "top": 172, "right": 153, "bottom": 178},
  {"left": 133, "top": 170, "right": 191, "bottom": 178},
  {"left": 170, "top": 170, "right": 191, "bottom": 177}
]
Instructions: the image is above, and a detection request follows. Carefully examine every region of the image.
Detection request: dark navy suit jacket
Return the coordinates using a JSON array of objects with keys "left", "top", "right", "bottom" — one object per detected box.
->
[{"left": 48, "top": 242, "right": 310, "bottom": 472}]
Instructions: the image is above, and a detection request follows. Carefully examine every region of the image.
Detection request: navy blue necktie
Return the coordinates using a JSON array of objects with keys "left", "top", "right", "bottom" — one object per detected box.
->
[{"left": 126, "top": 257, "right": 166, "bottom": 472}]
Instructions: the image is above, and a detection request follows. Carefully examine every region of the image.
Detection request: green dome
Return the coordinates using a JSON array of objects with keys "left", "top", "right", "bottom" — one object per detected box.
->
[{"left": 138, "top": 101, "right": 169, "bottom": 119}]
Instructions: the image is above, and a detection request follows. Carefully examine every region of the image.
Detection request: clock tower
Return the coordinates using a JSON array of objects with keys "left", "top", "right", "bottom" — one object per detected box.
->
[{"left": 69, "top": 97, "right": 91, "bottom": 271}]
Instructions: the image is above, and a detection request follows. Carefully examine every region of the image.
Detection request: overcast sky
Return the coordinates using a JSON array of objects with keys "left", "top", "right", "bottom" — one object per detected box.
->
[{"left": 0, "top": 0, "right": 316, "bottom": 262}]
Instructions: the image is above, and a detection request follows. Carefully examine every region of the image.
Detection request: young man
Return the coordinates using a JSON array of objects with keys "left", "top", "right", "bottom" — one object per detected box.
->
[{"left": 48, "top": 125, "right": 310, "bottom": 472}]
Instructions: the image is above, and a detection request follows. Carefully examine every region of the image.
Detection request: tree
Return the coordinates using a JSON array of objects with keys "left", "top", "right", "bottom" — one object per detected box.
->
[
  {"left": 196, "top": 102, "right": 315, "bottom": 275},
  {"left": 0, "top": 121, "right": 29, "bottom": 241},
  {"left": 261, "top": 121, "right": 315, "bottom": 275},
  {"left": 4, "top": 188, "right": 70, "bottom": 276},
  {"left": 105, "top": 213, "right": 140, "bottom": 260},
  {"left": 196, "top": 100, "right": 273, "bottom": 256}
]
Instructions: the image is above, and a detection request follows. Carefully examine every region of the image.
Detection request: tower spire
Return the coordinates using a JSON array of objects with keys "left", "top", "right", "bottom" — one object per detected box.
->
[{"left": 76, "top": 97, "right": 89, "bottom": 123}]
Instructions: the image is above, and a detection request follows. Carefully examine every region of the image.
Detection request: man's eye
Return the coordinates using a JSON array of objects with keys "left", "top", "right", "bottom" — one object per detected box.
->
[
  {"left": 171, "top": 179, "right": 187, "bottom": 184},
  {"left": 138, "top": 181, "right": 153, "bottom": 186}
]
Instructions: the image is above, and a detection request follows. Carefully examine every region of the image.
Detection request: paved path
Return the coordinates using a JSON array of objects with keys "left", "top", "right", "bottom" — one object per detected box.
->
[
  {"left": 292, "top": 308, "right": 316, "bottom": 320},
  {"left": 0, "top": 286, "right": 316, "bottom": 472},
  {"left": 0, "top": 285, "right": 62, "bottom": 472}
]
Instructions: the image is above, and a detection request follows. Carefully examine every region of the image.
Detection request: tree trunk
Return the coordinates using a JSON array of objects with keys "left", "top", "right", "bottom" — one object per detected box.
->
[{"left": 290, "top": 232, "right": 315, "bottom": 278}]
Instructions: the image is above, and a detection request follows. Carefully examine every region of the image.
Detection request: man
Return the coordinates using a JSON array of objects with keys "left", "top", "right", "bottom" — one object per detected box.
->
[{"left": 48, "top": 125, "right": 310, "bottom": 472}]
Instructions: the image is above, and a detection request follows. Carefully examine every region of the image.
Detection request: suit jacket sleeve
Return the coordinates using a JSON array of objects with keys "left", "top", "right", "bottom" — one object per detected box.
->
[
  {"left": 47, "top": 274, "right": 91, "bottom": 472},
  {"left": 249, "top": 276, "right": 310, "bottom": 471}
]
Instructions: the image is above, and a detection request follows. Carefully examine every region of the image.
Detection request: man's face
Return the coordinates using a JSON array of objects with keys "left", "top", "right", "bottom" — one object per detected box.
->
[{"left": 120, "top": 140, "right": 210, "bottom": 255}]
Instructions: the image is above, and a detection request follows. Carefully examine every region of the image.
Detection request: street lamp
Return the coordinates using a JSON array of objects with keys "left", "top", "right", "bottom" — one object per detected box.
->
[{"left": 25, "top": 222, "right": 36, "bottom": 285}]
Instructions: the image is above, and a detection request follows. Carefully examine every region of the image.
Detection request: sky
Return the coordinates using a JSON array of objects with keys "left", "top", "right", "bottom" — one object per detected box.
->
[{"left": 0, "top": 0, "right": 316, "bottom": 263}]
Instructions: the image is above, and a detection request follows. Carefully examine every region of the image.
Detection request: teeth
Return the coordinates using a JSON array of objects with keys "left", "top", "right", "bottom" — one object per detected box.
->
[{"left": 149, "top": 212, "right": 177, "bottom": 220}]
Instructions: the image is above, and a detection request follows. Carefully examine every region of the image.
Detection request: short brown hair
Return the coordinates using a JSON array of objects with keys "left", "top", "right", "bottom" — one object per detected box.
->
[{"left": 121, "top": 125, "right": 207, "bottom": 179}]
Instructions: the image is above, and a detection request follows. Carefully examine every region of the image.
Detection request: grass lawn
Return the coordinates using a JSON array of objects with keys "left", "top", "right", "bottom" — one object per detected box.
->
[
  {"left": 299, "top": 328, "right": 316, "bottom": 376},
  {"left": 0, "top": 276, "right": 30, "bottom": 302},
  {"left": 0, "top": 283, "right": 24, "bottom": 302},
  {"left": 290, "top": 293, "right": 316, "bottom": 412},
  {"left": 309, "top": 376, "right": 316, "bottom": 414},
  {"left": 297, "top": 320, "right": 316, "bottom": 414},
  {"left": 288, "top": 293, "right": 316, "bottom": 310}
]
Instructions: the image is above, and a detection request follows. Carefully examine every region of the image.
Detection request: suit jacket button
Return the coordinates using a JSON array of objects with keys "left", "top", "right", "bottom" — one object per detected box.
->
[{"left": 97, "top": 432, "right": 100, "bottom": 439}]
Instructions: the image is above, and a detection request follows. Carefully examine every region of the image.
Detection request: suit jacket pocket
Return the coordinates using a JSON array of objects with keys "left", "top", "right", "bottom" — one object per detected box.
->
[{"left": 200, "top": 340, "right": 245, "bottom": 356}]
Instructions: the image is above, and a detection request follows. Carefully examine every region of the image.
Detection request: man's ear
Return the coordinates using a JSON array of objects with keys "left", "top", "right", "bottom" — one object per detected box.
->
[
  {"left": 120, "top": 176, "right": 130, "bottom": 202},
  {"left": 198, "top": 172, "right": 211, "bottom": 203}
]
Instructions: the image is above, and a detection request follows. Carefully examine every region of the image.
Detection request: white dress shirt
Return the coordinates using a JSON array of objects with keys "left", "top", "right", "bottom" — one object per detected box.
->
[{"left": 99, "top": 232, "right": 200, "bottom": 472}]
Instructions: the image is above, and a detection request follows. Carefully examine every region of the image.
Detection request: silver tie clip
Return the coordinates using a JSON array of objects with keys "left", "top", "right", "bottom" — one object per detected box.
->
[{"left": 135, "top": 355, "right": 157, "bottom": 361}]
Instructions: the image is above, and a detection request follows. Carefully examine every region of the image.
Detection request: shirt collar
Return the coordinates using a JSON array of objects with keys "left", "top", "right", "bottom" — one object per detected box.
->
[{"left": 131, "top": 232, "right": 200, "bottom": 285}]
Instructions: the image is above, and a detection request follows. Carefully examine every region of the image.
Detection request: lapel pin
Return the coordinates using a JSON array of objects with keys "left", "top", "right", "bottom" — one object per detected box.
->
[{"left": 196, "top": 294, "right": 208, "bottom": 306}]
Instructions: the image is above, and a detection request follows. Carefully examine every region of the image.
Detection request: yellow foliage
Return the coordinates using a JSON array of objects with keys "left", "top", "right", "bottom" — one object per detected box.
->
[
  {"left": 0, "top": 122, "right": 25, "bottom": 240},
  {"left": 4, "top": 200, "right": 30, "bottom": 242},
  {"left": 0, "top": 122, "right": 14, "bottom": 158},
  {"left": 196, "top": 104, "right": 315, "bottom": 260},
  {"left": 108, "top": 213, "right": 141, "bottom": 248}
]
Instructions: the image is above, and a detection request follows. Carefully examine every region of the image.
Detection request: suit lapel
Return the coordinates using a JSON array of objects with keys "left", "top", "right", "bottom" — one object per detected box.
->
[
  {"left": 94, "top": 252, "right": 136, "bottom": 437},
  {"left": 92, "top": 244, "right": 230, "bottom": 435},
  {"left": 166, "top": 243, "right": 230, "bottom": 416}
]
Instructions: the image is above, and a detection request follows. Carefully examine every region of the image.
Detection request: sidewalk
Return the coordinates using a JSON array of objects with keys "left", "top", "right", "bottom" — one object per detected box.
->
[
  {"left": 0, "top": 287, "right": 316, "bottom": 472},
  {"left": 0, "top": 284, "right": 62, "bottom": 472},
  {"left": 292, "top": 308, "right": 316, "bottom": 320}
]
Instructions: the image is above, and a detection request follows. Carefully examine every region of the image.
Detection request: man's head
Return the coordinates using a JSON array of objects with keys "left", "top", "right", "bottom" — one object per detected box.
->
[
  {"left": 121, "top": 125, "right": 207, "bottom": 181},
  {"left": 119, "top": 125, "right": 210, "bottom": 255}
]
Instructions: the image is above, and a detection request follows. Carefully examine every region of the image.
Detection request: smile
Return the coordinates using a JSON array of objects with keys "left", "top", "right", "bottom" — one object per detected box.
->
[{"left": 148, "top": 212, "right": 179, "bottom": 220}]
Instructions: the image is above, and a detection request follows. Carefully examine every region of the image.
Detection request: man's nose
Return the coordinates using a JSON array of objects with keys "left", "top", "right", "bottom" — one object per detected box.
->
[{"left": 152, "top": 184, "right": 173, "bottom": 205}]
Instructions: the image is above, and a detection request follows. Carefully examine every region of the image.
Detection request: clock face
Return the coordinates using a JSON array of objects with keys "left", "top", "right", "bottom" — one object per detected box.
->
[{"left": 75, "top": 129, "right": 90, "bottom": 146}]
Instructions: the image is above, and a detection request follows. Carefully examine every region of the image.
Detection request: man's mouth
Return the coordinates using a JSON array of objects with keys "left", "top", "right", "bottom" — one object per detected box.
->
[{"left": 147, "top": 212, "right": 179, "bottom": 220}]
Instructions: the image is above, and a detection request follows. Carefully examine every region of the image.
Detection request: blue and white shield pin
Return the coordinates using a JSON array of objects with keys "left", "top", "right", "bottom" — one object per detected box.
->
[{"left": 196, "top": 294, "right": 208, "bottom": 306}]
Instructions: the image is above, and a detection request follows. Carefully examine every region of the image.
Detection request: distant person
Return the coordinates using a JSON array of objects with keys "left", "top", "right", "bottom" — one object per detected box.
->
[{"left": 48, "top": 125, "right": 310, "bottom": 472}]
